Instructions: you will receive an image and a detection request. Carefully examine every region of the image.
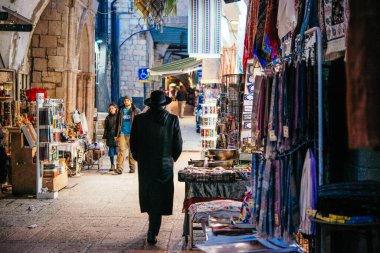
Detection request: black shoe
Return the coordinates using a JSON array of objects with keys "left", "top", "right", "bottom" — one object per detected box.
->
[
  {"left": 129, "top": 170, "right": 135, "bottom": 173},
  {"left": 147, "top": 231, "right": 157, "bottom": 245}
]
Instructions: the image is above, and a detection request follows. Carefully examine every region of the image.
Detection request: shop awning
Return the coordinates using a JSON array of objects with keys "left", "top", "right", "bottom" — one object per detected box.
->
[
  {"left": 148, "top": 57, "right": 202, "bottom": 76},
  {"left": 147, "top": 74, "right": 162, "bottom": 82},
  {"left": 150, "top": 26, "right": 187, "bottom": 46}
]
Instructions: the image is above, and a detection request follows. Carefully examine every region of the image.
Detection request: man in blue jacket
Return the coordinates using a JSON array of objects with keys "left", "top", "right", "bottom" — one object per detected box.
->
[{"left": 115, "top": 95, "right": 141, "bottom": 174}]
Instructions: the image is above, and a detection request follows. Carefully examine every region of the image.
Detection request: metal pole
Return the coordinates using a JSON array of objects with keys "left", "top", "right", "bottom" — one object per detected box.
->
[
  {"left": 36, "top": 93, "right": 44, "bottom": 198},
  {"left": 304, "top": 27, "right": 323, "bottom": 186},
  {"left": 111, "top": 0, "right": 120, "bottom": 103}
]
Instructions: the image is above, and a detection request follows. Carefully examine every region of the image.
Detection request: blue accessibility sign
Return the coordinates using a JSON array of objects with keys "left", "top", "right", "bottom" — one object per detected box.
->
[{"left": 138, "top": 68, "right": 149, "bottom": 81}]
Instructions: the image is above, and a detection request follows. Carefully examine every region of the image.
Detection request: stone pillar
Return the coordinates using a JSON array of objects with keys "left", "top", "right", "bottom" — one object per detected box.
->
[
  {"left": 64, "top": 2, "right": 77, "bottom": 122},
  {"left": 85, "top": 73, "right": 95, "bottom": 139},
  {"left": 64, "top": 69, "right": 79, "bottom": 122},
  {"left": 76, "top": 73, "right": 84, "bottom": 113}
]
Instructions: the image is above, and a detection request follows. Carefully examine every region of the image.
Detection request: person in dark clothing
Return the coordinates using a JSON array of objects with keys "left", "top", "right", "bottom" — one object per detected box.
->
[
  {"left": 115, "top": 95, "right": 141, "bottom": 174},
  {"left": 176, "top": 86, "right": 187, "bottom": 118},
  {"left": 130, "top": 90, "right": 183, "bottom": 245},
  {"left": 195, "top": 88, "right": 204, "bottom": 133},
  {"left": 102, "top": 103, "right": 118, "bottom": 172}
]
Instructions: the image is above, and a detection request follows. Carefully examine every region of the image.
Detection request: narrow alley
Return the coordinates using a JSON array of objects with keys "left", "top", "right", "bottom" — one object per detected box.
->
[{"left": 0, "top": 116, "right": 200, "bottom": 253}]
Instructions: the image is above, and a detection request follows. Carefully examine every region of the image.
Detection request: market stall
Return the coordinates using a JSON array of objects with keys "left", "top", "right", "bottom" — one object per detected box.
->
[{"left": 0, "top": 85, "right": 98, "bottom": 197}]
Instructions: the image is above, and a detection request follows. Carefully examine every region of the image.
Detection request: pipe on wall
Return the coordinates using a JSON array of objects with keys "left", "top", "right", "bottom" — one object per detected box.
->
[{"left": 110, "top": 0, "right": 120, "bottom": 103}]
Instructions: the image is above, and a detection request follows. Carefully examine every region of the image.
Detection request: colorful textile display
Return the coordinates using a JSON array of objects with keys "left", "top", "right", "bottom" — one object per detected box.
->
[
  {"left": 322, "top": 0, "right": 349, "bottom": 60},
  {"left": 188, "top": 199, "right": 242, "bottom": 223},
  {"left": 277, "top": 0, "right": 297, "bottom": 40},
  {"left": 188, "top": 0, "right": 222, "bottom": 57},
  {"left": 264, "top": 0, "right": 281, "bottom": 58},
  {"left": 240, "top": 189, "right": 254, "bottom": 224},
  {"left": 299, "top": 148, "right": 317, "bottom": 236},
  {"left": 243, "top": 0, "right": 260, "bottom": 70},
  {"left": 219, "top": 45, "right": 237, "bottom": 81}
]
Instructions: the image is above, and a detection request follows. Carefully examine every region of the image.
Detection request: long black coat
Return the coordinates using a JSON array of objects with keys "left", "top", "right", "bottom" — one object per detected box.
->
[
  {"left": 130, "top": 108, "right": 182, "bottom": 215},
  {"left": 102, "top": 113, "right": 118, "bottom": 147}
]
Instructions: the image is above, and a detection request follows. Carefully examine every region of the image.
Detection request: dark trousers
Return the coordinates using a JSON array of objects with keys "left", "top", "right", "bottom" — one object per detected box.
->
[{"left": 148, "top": 212, "right": 162, "bottom": 235}]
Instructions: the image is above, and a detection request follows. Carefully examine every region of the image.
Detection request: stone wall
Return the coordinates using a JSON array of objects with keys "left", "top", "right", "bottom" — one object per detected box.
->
[
  {"left": 107, "top": 0, "right": 147, "bottom": 100},
  {"left": 26, "top": 0, "right": 98, "bottom": 138},
  {"left": 30, "top": 1, "right": 67, "bottom": 98}
]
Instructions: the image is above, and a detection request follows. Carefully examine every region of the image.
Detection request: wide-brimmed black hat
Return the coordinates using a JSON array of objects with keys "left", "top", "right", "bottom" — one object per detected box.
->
[{"left": 144, "top": 90, "right": 172, "bottom": 107}]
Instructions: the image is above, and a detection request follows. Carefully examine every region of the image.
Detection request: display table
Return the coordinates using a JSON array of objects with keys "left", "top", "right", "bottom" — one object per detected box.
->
[
  {"left": 57, "top": 141, "right": 83, "bottom": 175},
  {"left": 182, "top": 179, "right": 250, "bottom": 248},
  {"left": 183, "top": 180, "right": 250, "bottom": 213}
]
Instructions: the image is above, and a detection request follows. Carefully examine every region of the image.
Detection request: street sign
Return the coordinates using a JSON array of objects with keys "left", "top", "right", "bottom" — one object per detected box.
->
[{"left": 138, "top": 68, "right": 149, "bottom": 81}]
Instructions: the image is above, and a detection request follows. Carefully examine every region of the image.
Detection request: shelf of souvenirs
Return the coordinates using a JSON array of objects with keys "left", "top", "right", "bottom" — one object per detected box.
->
[
  {"left": 200, "top": 128, "right": 217, "bottom": 139},
  {"left": 201, "top": 136, "right": 218, "bottom": 141},
  {"left": 200, "top": 125, "right": 216, "bottom": 129},
  {"left": 200, "top": 114, "right": 218, "bottom": 118},
  {"left": 0, "top": 96, "right": 13, "bottom": 100}
]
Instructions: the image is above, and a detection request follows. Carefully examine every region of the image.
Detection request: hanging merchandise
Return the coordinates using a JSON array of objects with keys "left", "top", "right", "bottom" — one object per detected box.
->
[
  {"left": 243, "top": 0, "right": 259, "bottom": 70},
  {"left": 277, "top": 0, "right": 297, "bottom": 40},
  {"left": 219, "top": 74, "right": 244, "bottom": 149},
  {"left": 188, "top": 0, "right": 222, "bottom": 57},
  {"left": 321, "top": 0, "right": 349, "bottom": 61},
  {"left": 248, "top": 19, "right": 322, "bottom": 241},
  {"left": 299, "top": 148, "right": 317, "bottom": 236}
]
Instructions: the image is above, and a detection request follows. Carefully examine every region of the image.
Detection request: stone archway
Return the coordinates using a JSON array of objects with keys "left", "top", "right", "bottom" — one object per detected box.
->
[
  {"left": 77, "top": 25, "right": 90, "bottom": 113},
  {"left": 76, "top": 23, "right": 95, "bottom": 138}
]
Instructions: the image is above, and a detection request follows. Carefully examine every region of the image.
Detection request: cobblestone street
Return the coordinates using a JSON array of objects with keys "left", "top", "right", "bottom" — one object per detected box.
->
[{"left": 0, "top": 116, "right": 201, "bottom": 253}]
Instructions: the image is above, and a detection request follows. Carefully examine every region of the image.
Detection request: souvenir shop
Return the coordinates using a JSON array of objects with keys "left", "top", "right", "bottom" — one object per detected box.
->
[
  {"left": 179, "top": 0, "right": 380, "bottom": 252},
  {"left": 0, "top": 80, "right": 101, "bottom": 197}
]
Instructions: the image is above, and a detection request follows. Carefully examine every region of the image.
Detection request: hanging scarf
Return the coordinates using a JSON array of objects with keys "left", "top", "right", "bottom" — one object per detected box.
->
[
  {"left": 243, "top": 0, "right": 260, "bottom": 70},
  {"left": 252, "top": 75, "right": 264, "bottom": 143},
  {"left": 322, "top": 0, "right": 349, "bottom": 60},
  {"left": 293, "top": 62, "right": 300, "bottom": 134},
  {"left": 264, "top": 0, "right": 281, "bottom": 58},
  {"left": 258, "top": 159, "right": 272, "bottom": 235},
  {"left": 255, "top": 159, "right": 266, "bottom": 223},
  {"left": 264, "top": 77, "right": 272, "bottom": 140},
  {"left": 299, "top": 60, "right": 307, "bottom": 137},
  {"left": 277, "top": 71, "right": 284, "bottom": 146},
  {"left": 268, "top": 76, "right": 277, "bottom": 135},
  {"left": 254, "top": 0, "right": 270, "bottom": 67},
  {"left": 256, "top": 76, "right": 267, "bottom": 144},
  {"left": 299, "top": 148, "right": 317, "bottom": 236},
  {"left": 277, "top": 0, "right": 297, "bottom": 40},
  {"left": 273, "top": 159, "right": 281, "bottom": 238}
]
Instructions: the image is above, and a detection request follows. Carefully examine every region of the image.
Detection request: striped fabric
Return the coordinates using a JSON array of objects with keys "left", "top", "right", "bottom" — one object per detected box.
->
[{"left": 188, "top": 0, "right": 222, "bottom": 57}]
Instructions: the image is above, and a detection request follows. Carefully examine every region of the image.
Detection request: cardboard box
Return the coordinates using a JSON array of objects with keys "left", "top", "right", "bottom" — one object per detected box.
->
[{"left": 43, "top": 170, "right": 68, "bottom": 192}]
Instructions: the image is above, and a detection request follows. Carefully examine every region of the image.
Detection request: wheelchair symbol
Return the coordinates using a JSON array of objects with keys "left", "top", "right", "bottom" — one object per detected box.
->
[{"left": 139, "top": 68, "right": 148, "bottom": 80}]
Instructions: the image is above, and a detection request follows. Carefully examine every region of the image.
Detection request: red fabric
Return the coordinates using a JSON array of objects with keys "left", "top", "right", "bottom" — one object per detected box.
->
[
  {"left": 26, "top": 88, "right": 47, "bottom": 102},
  {"left": 264, "top": 0, "right": 281, "bottom": 57},
  {"left": 346, "top": 0, "right": 380, "bottom": 148},
  {"left": 243, "top": 0, "right": 260, "bottom": 70}
]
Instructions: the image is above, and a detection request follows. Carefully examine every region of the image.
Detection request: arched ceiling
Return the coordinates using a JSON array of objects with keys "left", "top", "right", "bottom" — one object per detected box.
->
[{"left": 0, "top": 0, "right": 50, "bottom": 70}]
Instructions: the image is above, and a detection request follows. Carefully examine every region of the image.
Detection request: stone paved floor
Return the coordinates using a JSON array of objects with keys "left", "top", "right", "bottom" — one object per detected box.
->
[{"left": 0, "top": 115, "right": 201, "bottom": 253}]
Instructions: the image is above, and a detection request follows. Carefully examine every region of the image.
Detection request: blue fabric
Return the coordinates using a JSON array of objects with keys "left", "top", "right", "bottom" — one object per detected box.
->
[
  {"left": 121, "top": 108, "right": 131, "bottom": 135},
  {"left": 196, "top": 93, "right": 204, "bottom": 110},
  {"left": 108, "top": 146, "right": 118, "bottom": 157}
]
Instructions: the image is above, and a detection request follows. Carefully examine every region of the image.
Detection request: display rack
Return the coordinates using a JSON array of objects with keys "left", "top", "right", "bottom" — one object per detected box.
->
[
  {"left": 220, "top": 74, "right": 245, "bottom": 149},
  {"left": 0, "top": 69, "right": 16, "bottom": 127},
  {"left": 200, "top": 103, "right": 218, "bottom": 151},
  {"left": 37, "top": 99, "right": 68, "bottom": 193}
]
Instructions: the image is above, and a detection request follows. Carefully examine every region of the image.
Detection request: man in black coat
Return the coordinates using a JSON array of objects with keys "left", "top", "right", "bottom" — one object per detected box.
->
[{"left": 130, "top": 90, "right": 183, "bottom": 245}]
